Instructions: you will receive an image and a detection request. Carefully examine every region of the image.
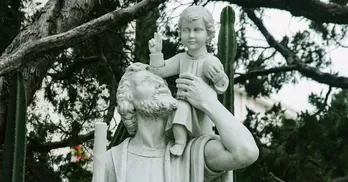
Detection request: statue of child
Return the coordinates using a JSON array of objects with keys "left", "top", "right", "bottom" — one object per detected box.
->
[{"left": 149, "top": 6, "right": 229, "bottom": 156}]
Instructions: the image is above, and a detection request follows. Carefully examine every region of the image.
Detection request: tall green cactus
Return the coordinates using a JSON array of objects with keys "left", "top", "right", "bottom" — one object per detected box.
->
[
  {"left": 218, "top": 6, "right": 237, "bottom": 114},
  {"left": 2, "top": 72, "right": 27, "bottom": 182},
  {"left": 218, "top": 6, "right": 238, "bottom": 182}
]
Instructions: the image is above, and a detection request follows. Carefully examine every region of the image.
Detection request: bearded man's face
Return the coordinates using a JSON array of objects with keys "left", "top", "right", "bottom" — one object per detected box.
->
[{"left": 131, "top": 70, "right": 177, "bottom": 117}]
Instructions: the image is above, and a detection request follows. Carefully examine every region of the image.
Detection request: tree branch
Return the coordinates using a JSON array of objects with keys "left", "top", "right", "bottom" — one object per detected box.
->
[
  {"left": 234, "top": 65, "right": 298, "bottom": 84},
  {"left": 28, "top": 131, "right": 94, "bottom": 152},
  {"left": 270, "top": 172, "right": 286, "bottom": 182},
  {"left": 213, "top": 0, "right": 348, "bottom": 24},
  {"left": 0, "top": 0, "right": 164, "bottom": 76},
  {"left": 331, "top": 175, "right": 348, "bottom": 182},
  {"left": 245, "top": 9, "right": 348, "bottom": 89},
  {"left": 48, "top": 56, "right": 101, "bottom": 80},
  {"left": 312, "top": 86, "right": 332, "bottom": 116}
]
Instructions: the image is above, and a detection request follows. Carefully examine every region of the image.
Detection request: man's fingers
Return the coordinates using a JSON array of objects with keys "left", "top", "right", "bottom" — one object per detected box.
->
[
  {"left": 176, "top": 78, "right": 192, "bottom": 85},
  {"left": 176, "top": 84, "right": 191, "bottom": 91},
  {"left": 176, "top": 91, "right": 189, "bottom": 99},
  {"left": 179, "top": 73, "right": 197, "bottom": 81}
]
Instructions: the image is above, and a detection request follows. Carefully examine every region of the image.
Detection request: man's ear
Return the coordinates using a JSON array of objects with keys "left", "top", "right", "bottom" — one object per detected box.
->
[{"left": 118, "top": 100, "right": 134, "bottom": 116}]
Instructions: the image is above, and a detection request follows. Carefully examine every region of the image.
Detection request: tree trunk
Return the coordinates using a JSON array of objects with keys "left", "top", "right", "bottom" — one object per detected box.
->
[{"left": 0, "top": 0, "right": 97, "bottom": 155}]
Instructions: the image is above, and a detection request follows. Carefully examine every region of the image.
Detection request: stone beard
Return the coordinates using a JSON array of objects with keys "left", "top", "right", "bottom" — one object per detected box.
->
[{"left": 132, "top": 88, "right": 178, "bottom": 118}]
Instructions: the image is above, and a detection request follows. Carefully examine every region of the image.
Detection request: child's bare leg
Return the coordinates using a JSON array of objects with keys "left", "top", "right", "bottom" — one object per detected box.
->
[{"left": 170, "top": 124, "right": 187, "bottom": 156}]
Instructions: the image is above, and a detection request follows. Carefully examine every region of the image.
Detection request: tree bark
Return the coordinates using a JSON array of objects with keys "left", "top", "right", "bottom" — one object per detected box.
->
[
  {"left": 0, "top": 0, "right": 97, "bottom": 150},
  {"left": 0, "top": 0, "right": 164, "bottom": 153}
]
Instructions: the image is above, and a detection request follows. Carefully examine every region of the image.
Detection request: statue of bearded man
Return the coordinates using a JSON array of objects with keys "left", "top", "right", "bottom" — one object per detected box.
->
[{"left": 104, "top": 63, "right": 259, "bottom": 182}]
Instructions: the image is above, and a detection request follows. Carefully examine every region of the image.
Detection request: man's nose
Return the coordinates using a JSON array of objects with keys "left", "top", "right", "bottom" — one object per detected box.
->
[{"left": 156, "top": 81, "right": 166, "bottom": 88}]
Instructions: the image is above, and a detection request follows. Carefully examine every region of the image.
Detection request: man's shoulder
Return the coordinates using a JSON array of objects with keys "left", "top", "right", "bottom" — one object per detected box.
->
[
  {"left": 104, "top": 137, "right": 131, "bottom": 180},
  {"left": 107, "top": 138, "right": 131, "bottom": 156}
]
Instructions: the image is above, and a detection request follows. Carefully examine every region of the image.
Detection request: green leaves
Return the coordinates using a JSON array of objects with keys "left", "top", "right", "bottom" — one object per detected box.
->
[{"left": 240, "top": 90, "right": 348, "bottom": 181}]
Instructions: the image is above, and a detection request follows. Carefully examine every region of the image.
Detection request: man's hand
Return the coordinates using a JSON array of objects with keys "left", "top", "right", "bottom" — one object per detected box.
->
[
  {"left": 176, "top": 73, "right": 217, "bottom": 112},
  {"left": 148, "top": 32, "right": 163, "bottom": 54}
]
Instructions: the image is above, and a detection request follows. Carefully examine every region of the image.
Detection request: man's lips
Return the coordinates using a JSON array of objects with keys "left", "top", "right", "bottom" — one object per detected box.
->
[{"left": 156, "top": 88, "right": 171, "bottom": 96}]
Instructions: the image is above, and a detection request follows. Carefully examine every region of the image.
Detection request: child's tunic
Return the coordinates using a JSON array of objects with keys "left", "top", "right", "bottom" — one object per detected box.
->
[{"left": 150, "top": 52, "right": 229, "bottom": 137}]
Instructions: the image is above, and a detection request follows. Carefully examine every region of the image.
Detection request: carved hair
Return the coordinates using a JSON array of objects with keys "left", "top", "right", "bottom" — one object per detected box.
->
[
  {"left": 116, "top": 63, "right": 150, "bottom": 135},
  {"left": 178, "top": 6, "right": 215, "bottom": 43}
]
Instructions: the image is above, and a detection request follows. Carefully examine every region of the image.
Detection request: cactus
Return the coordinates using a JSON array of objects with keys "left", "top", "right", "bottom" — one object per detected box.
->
[
  {"left": 218, "top": 6, "right": 237, "bottom": 114},
  {"left": 2, "top": 72, "right": 27, "bottom": 182},
  {"left": 218, "top": 6, "right": 238, "bottom": 181}
]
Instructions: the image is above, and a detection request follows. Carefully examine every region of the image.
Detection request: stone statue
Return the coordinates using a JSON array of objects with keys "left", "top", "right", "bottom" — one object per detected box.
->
[
  {"left": 149, "top": 6, "right": 229, "bottom": 156},
  {"left": 103, "top": 62, "right": 259, "bottom": 182}
]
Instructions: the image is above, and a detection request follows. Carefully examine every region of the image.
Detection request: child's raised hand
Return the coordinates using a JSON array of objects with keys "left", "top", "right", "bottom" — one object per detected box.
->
[{"left": 148, "top": 32, "right": 163, "bottom": 54}]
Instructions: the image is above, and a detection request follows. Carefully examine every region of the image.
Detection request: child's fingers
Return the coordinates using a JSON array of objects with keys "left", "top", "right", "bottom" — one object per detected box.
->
[
  {"left": 213, "top": 65, "right": 221, "bottom": 73},
  {"left": 208, "top": 69, "right": 214, "bottom": 79},
  {"left": 209, "top": 66, "right": 218, "bottom": 76},
  {"left": 149, "top": 39, "right": 154, "bottom": 47},
  {"left": 155, "top": 32, "right": 161, "bottom": 42}
]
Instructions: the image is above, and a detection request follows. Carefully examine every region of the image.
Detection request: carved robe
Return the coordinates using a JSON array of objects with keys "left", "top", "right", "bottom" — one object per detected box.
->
[{"left": 104, "top": 135, "right": 233, "bottom": 182}]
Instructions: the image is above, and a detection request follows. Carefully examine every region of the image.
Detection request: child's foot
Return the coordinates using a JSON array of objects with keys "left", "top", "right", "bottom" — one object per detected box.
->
[{"left": 170, "top": 143, "right": 186, "bottom": 156}]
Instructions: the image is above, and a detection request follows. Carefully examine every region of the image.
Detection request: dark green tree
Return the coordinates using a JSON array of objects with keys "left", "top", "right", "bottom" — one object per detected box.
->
[{"left": 238, "top": 89, "right": 348, "bottom": 181}]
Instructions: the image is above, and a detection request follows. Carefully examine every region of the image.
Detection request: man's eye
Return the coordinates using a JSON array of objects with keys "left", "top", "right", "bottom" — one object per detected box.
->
[
  {"left": 182, "top": 29, "right": 189, "bottom": 33},
  {"left": 141, "top": 79, "right": 150, "bottom": 84}
]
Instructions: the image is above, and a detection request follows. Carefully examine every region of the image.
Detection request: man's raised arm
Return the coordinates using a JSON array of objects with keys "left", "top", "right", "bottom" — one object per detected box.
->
[
  {"left": 203, "top": 99, "right": 259, "bottom": 171},
  {"left": 176, "top": 73, "right": 259, "bottom": 171}
]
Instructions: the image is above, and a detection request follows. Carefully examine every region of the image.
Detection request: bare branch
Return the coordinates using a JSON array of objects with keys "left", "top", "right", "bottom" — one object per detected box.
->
[
  {"left": 331, "top": 175, "right": 348, "bottom": 182},
  {"left": 212, "top": 0, "right": 348, "bottom": 24},
  {"left": 0, "top": 77, "right": 3, "bottom": 93},
  {"left": 245, "top": 9, "right": 348, "bottom": 89},
  {"left": 333, "top": 38, "right": 348, "bottom": 48},
  {"left": 234, "top": 65, "right": 298, "bottom": 84},
  {"left": 48, "top": 56, "right": 101, "bottom": 80},
  {"left": 312, "top": 86, "right": 332, "bottom": 116},
  {"left": 0, "top": 0, "right": 165, "bottom": 76},
  {"left": 270, "top": 172, "right": 286, "bottom": 182},
  {"left": 28, "top": 131, "right": 94, "bottom": 152}
]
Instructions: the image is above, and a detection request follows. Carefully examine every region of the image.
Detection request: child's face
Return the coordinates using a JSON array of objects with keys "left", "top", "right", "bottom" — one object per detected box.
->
[{"left": 180, "top": 18, "right": 208, "bottom": 52}]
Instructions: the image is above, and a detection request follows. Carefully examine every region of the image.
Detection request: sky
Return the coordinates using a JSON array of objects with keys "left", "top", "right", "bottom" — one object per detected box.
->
[{"left": 29, "top": 0, "right": 348, "bottom": 113}]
